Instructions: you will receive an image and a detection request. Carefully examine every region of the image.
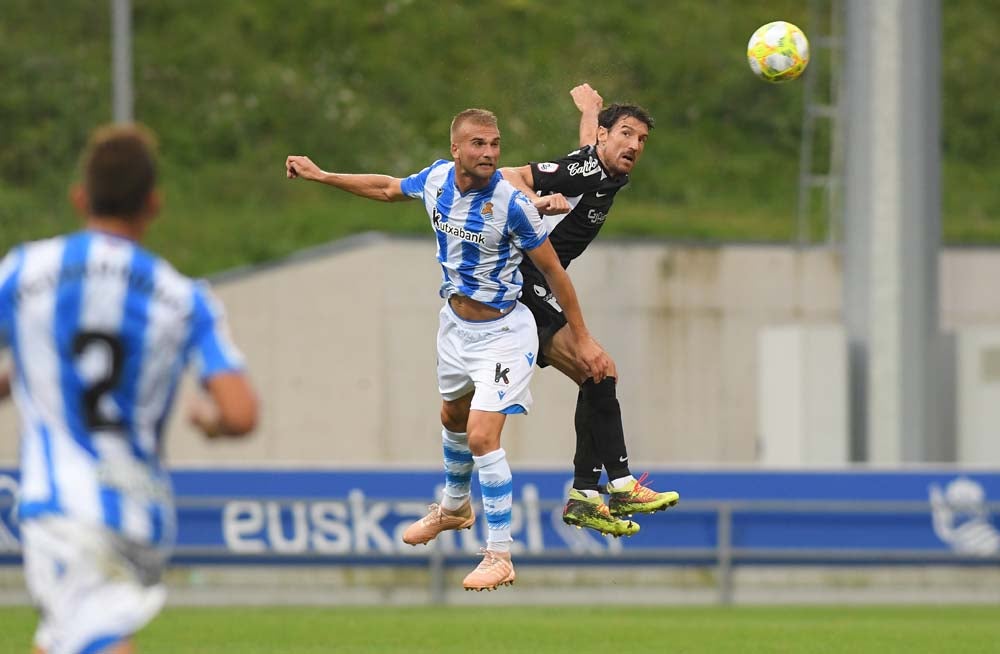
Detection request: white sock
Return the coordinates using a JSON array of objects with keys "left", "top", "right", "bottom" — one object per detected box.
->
[
  {"left": 609, "top": 475, "right": 635, "bottom": 490},
  {"left": 441, "top": 429, "right": 473, "bottom": 511},
  {"left": 574, "top": 488, "right": 600, "bottom": 498},
  {"left": 487, "top": 540, "right": 511, "bottom": 553},
  {"left": 473, "top": 448, "right": 513, "bottom": 550}
]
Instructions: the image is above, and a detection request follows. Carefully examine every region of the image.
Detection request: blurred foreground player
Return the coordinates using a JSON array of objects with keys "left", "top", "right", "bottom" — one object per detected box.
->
[{"left": 0, "top": 124, "right": 258, "bottom": 654}]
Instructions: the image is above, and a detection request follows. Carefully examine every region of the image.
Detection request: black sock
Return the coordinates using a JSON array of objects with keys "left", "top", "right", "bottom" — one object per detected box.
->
[
  {"left": 572, "top": 388, "right": 603, "bottom": 491},
  {"left": 580, "top": 377, "right": 631, "bottom": 481}
]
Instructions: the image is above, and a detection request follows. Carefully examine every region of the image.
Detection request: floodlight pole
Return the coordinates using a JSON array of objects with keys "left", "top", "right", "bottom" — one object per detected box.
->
[
  {"left": 842, "top": 0, "right": 946, "bottom": 462},
  {"left": 112, "top": 0, "right": 134, "bottom": 123}
]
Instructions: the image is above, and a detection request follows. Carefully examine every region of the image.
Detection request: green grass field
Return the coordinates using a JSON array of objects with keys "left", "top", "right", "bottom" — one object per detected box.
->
[{"left": 2, "top": 605, "right": 999, "bottom": 653}]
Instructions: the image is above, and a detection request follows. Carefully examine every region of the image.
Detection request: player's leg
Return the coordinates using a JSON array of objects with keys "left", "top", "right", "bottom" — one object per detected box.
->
[
  {"left": 523, "top": 275, "right": 628, "bottom": 487},
  {"left": 543, "top": 328, "right": 639, "bottom": 536},
  {"left": 580, "top": 374, "right": 679, "bottom": 516},
  {"left": 439, "top": 394, "right": 475, "bottom": 513},
  {"left": 461, "top": 412, "right": 517, "bottom": 592},
  {"left": 401, "top": 393, "right": 478, "bottom": 546},
  {"left": 572, "top": 386, "right": 603, "bottom": 492},
  {"left": 546, "top": 326, "right": 630, "bottom": 475},
  {"left": 466, "top": 408, "right": 511, "bottom": 549},
  {"left": 21, "top": 518, "right": 165, "bottom": 654},
  {"left": 460, "top": 303, "right": 537, "bottom": 590},
  {"left": 520, "top": 279, "right": 634, "bottom": 534},
  {"left": 33, "top": 640, "right": 135, "bottom": 654},
  {"left": 403, "top": 308, "right": 478, "bottom": 546},
  {"left": 547, "top": 326, "right": 679, "bottom": 518}
]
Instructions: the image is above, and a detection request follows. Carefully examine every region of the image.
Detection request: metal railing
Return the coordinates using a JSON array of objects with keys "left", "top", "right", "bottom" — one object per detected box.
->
[
  {"left": 3, "top": 496, "right": 998, "bottom": 605},
  {"left": 170, "top": 497, "right": 1000, "bottom": 605}
]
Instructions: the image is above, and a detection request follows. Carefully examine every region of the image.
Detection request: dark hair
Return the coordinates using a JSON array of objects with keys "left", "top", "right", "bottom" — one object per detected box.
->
[
  {"left": 81, "top": 124, "right": 158, "bottom": 219},
  {"left": 598, "top": 103, "right": 655, "bottom": 131}
]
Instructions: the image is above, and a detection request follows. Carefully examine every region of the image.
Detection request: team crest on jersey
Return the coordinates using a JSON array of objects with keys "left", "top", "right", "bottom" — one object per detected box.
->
[
  {"left": 481, "top": 202, "right": 494, "bottom": 217},
  {"left": 537, "top": 162, "right": 559, "bottom": 173}
]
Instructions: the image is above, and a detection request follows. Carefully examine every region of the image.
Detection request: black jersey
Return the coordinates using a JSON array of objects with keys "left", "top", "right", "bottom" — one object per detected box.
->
[
  {"left": 524, "top": 144, "right": 629, "bottom": 270},
  {"left": 517, "top": 144, "right": 629, "bottom": 362}
]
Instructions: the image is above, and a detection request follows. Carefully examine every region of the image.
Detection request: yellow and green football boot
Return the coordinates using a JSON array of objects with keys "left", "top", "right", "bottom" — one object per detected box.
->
[
  {"left": 607, "top": 473, "right": 680, "bottom": 517},
  {"left": 562, "top": 489, "right": 640, "bottom": 538}
]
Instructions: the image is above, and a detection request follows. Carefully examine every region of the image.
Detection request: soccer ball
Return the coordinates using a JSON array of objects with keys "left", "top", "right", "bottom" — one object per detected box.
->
[{"left": 747, "top": 21, "right": 810, "bottom": 83}]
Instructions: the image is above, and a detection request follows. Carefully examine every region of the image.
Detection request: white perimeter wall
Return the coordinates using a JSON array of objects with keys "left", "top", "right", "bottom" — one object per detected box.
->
[{"left": 1, "top": 235, "right": 997, "bottom": 467}]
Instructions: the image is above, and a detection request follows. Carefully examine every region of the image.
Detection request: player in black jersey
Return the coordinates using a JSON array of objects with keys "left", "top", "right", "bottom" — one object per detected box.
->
[{"left": 502, "top": 84, "right": 679, "bottom": 536}]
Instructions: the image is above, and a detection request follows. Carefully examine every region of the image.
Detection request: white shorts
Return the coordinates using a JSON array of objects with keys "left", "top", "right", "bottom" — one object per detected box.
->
[
  {"left": 20, "top": 517, "right": 168, "bottom": 654},
  {"left": 437, "top": 300, "right": 539, "bottom": 414}
]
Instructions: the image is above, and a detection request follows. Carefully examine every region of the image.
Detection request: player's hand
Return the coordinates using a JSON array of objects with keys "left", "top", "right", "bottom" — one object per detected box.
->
[
  {"left": 574, "top": 336, "right": 612, "bottom": 383},
  {"left": 188, "top": 394, "right": 223, "bottom": 438},
  {"left": 571, "top": 83, "right": 603, "bottom": 115},
  {"left": 286, "top": 155, "right": 322, "bottom": 181},
  {"left": 532, "top": 193, "right": 570, "bottom": 216}
]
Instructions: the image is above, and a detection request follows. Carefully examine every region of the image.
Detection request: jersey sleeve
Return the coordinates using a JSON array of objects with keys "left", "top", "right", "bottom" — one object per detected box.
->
[
  {"left": 188, "top": 281, "right": 246, "bottom": 382},
  {"left": 399, "top": 159, "right": 448, "bottom": 199},
  {"left": 506, "top": 191, "right": 548, "bottom": 252},
  {"left": 0, "top": 247, "right": 23, "bottom": 349},
  {"left": 529, "top": 145, "right": 602, "bottom": 196}
]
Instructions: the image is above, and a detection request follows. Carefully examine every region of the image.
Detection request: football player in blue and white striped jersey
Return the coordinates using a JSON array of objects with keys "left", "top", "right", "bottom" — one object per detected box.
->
[
  {"left": 286, "top": 108, "right": 610, "bottom": 590},
  {"left": 0, "top": 124, "right": 258, "bottom": 654}
]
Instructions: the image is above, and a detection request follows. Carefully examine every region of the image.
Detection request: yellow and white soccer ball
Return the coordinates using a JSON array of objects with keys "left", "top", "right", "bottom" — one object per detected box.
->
[{"left": 747, "top": 21, "right": 810, "bottom": 83}]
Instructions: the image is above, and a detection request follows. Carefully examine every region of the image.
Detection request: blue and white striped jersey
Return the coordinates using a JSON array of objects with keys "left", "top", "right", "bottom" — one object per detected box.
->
[
  {"left": 400, "top": 160, "right": 548, "bottom": 310},
  {"left": 0, "top": 230, "right": 245, "bottom": 547}
]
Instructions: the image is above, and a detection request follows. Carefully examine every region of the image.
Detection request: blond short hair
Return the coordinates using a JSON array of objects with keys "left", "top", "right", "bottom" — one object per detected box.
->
[{"left": 450, "top": 108, "right": 498, "bottom": 141}]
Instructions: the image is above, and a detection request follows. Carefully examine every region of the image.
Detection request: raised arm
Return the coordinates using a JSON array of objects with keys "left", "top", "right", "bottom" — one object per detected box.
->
[
  {"left": 571, "top": 83, "right": 603, "bottom": 147},
  {"left": 286, "top": 155, "right": 408, "bottom": 202},
  {"left": 525, "top": 240, "right": 610, "bottom": 382}
]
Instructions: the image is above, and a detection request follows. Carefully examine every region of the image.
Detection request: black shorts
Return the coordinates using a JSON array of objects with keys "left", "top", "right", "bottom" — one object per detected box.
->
[{"left": 519, "top": 270, "right": 567, "bottom": 368}]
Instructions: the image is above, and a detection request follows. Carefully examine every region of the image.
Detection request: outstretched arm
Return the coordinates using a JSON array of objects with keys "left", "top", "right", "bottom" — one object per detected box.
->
[
  {"left": 571, "top": 83, "right": 603, "bottom": 147},
  {"left": 286, "top": 155, "right": 408, "bottom": 202}
]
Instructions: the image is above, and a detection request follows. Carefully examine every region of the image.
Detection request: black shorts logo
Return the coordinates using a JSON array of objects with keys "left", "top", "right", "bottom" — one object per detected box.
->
[
  {"left": 495, "top": 363, "right": 510, "bottom": 384},
  {"left": 533, "top": 284, "right": 563, "bottom": 313}
]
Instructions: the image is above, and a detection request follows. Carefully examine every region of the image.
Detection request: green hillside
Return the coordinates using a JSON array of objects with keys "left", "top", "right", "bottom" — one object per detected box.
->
[{"left": 2, "top": 0, "right": 998, "bottom": 276}]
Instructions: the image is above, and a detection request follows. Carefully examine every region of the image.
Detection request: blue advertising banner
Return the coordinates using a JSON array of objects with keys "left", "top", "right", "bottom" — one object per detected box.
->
[{"left": 1, "top": 468, "right": 999, "bottom": 563}]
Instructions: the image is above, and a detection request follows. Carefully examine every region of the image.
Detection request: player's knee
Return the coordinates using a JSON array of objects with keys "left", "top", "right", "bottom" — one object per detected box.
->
[
  {"left": 440, "top": 408, "right": 465, "bottom": 432},
  {"left": 467, "top": 432, "right": 501, "bottom": 457},
  {"left": 548, "top": 345, "right": 590, "bottom": 384},
  {"left": 440, "top": 399, "right": 470, "bottom": 432}
]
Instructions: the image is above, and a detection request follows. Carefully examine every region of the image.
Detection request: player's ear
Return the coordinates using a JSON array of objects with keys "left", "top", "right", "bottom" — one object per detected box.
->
[
  {"left": 69, "top": 184, "right": 88, "bottom": 217},
  {"left": 450, "top": 141, "right": 459, "bottom": 160},
  {"left": 596, "top": 126, "right": 609, "bottom": 147},
  {"left": 145, "top": 189, "right": 162, "bottom": 219}
]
